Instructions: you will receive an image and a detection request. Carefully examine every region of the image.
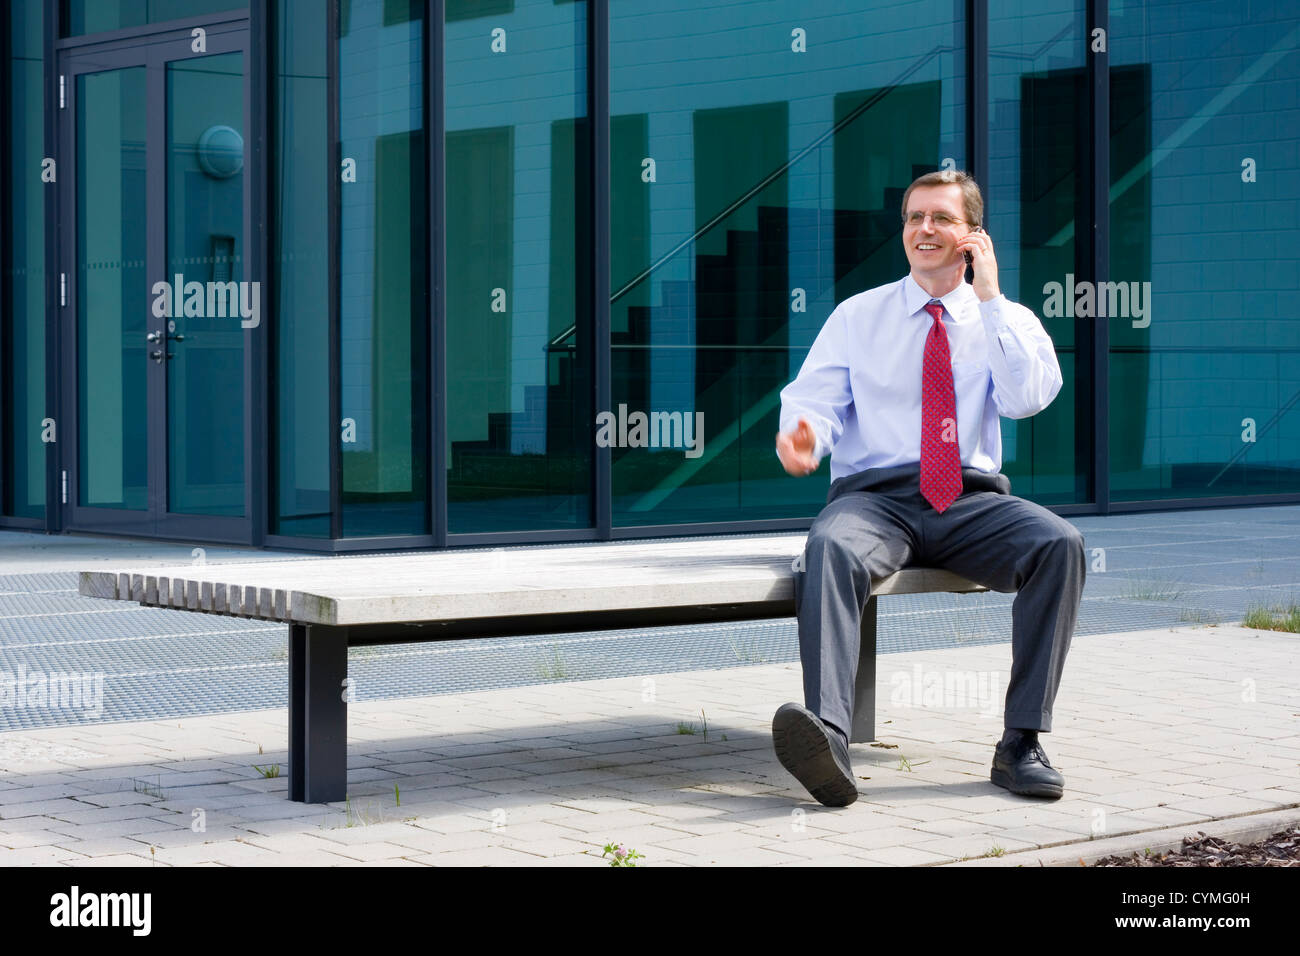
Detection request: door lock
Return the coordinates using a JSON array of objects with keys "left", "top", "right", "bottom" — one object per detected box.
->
[{"left": 146, "top": 330, "right": 163, "bottom": 343}]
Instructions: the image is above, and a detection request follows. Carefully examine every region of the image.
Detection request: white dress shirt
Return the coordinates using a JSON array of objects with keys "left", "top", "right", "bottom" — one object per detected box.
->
[{"left": 779, "top": 274, "right": 1063, "bottom": 481}]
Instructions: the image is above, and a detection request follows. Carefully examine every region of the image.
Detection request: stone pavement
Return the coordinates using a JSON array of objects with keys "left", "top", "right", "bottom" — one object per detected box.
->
[{"left": 1, "top": 620, "right": 1297, "bottom": 866}]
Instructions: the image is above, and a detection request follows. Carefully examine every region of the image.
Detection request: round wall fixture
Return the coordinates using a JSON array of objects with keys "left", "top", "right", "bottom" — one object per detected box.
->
[{"left": 197, "top": 125, "right": 244, "bottom": 179}]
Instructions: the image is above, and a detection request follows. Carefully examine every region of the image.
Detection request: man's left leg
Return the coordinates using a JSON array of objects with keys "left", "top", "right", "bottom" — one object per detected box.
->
[{"left": 920, "top": 490, "right": 1086, "bottom": 798}]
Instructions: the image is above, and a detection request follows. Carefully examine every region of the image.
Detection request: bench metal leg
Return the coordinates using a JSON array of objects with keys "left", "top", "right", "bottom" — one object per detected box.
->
[
  {"left": 289, "top": 623, "right": 349, "bottom": 803},
  {"left": 850, "top": 596, "right": 877, "bottom": 743}
]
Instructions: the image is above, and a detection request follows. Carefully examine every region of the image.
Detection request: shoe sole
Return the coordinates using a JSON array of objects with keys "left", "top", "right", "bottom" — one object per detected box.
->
[
  {"left": 990, "top": 767, "right": 1064, "bottom": 800},
  {"left": 772, "top": 706, "right": 858, "bottom": 807}
]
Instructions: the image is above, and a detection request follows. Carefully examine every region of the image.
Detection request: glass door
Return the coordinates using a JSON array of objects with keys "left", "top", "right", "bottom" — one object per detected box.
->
[{"left": 60, "top": 21, "right": 254, "bottom": 542}]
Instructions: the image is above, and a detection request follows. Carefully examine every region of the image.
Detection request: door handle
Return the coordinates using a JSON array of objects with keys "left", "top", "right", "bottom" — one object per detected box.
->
[
  {"left": 146, "top": 330, "right": 163, "bottom": 343},
  {"left": 149, "top": 350, "right": 175, "bottom": 364}
]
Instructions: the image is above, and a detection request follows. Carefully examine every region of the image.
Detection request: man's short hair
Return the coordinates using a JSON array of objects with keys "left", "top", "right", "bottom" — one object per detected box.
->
[{"left": 900, "top": 169, "right": 984, "bottom": 229}]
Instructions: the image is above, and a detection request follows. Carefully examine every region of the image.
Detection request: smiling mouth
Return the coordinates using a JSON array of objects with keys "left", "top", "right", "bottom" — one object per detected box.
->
[{"left": 915, "top": 243, "right": 942, "bottom": 251}]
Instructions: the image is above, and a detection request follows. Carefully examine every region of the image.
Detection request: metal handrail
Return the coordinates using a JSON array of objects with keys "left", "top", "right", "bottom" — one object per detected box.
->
[{"left": 546, "top": 43, "right": 954, "bottom": 351}]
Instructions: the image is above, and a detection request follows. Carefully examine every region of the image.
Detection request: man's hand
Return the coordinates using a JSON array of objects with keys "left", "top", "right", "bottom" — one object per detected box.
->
[
  {"left": 776, "top": 418, "right": 819, "bottom": 476},
  {"left": 957, "top": 228, "right": 1001, "bottom": 302}
]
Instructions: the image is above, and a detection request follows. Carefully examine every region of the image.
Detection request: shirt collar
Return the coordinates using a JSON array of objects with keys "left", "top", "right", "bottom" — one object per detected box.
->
[{"left": 903, "top": 273, "right": 974, "bottom": 319}]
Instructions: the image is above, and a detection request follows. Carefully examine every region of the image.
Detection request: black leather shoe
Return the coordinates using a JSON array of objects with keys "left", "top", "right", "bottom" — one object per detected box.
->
[
  {"left": 772, "top": 703, "right": 857, "bottom": 807},
  {"left": 991, "top": 733, "right": 1064, "bottom": 799}
]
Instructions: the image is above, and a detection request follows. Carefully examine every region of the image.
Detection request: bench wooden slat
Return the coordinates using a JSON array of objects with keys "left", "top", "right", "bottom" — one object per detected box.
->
[{"left": 77, "top": 535, "right": 987, "bottom": 628}]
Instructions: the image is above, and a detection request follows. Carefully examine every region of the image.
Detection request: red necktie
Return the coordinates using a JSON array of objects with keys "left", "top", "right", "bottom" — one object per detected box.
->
[{"left": 920, "top": 301, "right": 962, "bottom": 512}]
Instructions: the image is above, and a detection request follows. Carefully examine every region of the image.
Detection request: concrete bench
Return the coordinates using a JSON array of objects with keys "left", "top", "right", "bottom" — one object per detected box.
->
[{"left": 78, "top": 535, "right": 988, "bottom": 803}]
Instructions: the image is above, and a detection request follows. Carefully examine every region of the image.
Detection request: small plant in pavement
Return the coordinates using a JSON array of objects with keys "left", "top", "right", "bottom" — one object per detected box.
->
[{"left": 602, "top": 843, "right": 644, "bottom": 867}]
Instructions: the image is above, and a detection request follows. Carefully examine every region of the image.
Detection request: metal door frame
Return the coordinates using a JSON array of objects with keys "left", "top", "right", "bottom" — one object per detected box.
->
[{"left": 56, "top": 13, "right": 261, "bottom": 544}]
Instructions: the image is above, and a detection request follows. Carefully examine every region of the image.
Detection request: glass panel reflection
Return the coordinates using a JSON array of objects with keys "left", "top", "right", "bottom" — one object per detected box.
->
[
  {"left": 1109, "top": 1, "right": 1300, "bottom": 500},
  {"left": 445, "top": 0, "right": 592, "bottom": 533},
  {"left": 339, "top": 0, "right": 429, "bottom": 536},
  {"left": 77, "top": 67, "right": 148, "bottom": 510},
  {"left": 63, "top": 0, "right": 247, "bottom": 37},
  {"left": 166, "top": 52, "right": 246, "bottom": 516},
  {"left": 988, "top": 0, "right": 1088, "bottom": 504},
  {"left": 610, "top": 2, "right": 965, "bottom": 525},
  {"left": 272, "top": 0, "right": 330, "bottom": 536},
  {"left": 3, "top": 0, "right": 45, "bottom": 519}
]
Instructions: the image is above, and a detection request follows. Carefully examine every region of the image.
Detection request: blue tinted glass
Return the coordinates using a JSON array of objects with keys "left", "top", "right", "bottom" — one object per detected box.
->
[
  {"left": 445, "top": 0, "right": 592, "bottom": 533},
  {"left": 4, "top": 1, "right": 45, "bottom": 518},
  {"left": 611, "top": 1, "right": 966, "bottom": 526},
  {"left": 988, "top": 0, "right": 1088, "bottom": 504},
  {"left": 1109, "top": 1, "right": 1300, "bottom": 500}
]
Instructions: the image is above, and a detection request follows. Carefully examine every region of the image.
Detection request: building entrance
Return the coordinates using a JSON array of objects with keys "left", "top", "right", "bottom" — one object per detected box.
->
[{"left": 58, "top": 17, "right": 257, "bottom": 542}]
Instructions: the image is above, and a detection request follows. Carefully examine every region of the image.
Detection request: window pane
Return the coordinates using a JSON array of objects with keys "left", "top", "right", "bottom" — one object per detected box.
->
[
  {"left": 166, "top": 52, "right": 246, "bottom": 516},
  {"left": 63, "top": 0, "right": 248, "bottom": 37},
  {"left": 339, "top": 0, "right": 429, "bottom": 536},
  {"left": 445, "top": 0, "right": 592, "bottom": 533},
  {"left": 1109, "top": 1, "right": 1300, "bottom": 500},
  {"left": 3, "top": 0, "right": 45, "bottom": 519},
  {"left": 272, "top": 0, "right": 330, "bottom": 535},
  {"left": 988, "top": 0, "right": 1089, "bottom": 504},
  {"left": 77, "top": 68, "right": 148, "bottom": 510},
  {"left": 611, "top": 1, "right": 966, "bottom": 526}
]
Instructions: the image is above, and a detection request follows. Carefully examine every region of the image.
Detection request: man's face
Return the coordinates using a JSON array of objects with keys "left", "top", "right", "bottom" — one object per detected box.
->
[{"left": 902, "top": 183, "right": 972, "bottom": 281}]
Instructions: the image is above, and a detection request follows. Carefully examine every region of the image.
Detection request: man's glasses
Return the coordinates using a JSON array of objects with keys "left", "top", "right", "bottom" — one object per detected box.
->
[{"left": 904, "top": 210, "right": 965, "bottom": 227}]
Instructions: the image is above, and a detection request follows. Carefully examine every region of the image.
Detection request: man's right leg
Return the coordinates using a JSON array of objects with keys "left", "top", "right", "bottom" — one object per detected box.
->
[
  {"left": 796, "top": 491, "right": 917, "bottom": 741},
  {"left": 775, "top": 491, "right": 916, "bottom": 806}
]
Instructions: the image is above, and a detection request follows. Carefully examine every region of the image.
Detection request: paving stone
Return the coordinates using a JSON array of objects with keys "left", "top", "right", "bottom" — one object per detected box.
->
[
  {"left": 848, "top": 845, "right": 955, "bottom": 866},
  {"left": 402, "top": 846, "right": 547, "bottom": 867},
  {"left": 1162, "top": 794, "right": 1283, "bottom": 818},
  {"left": 908, "top": 833, "right": 1038, "bottom": 860},
  {"left": 1, "top": 845, "right": 82, "bottom": 865},
  {"left": 313, "top": 841, "right": 414, "bottom": 862},
  {"left": 150, "top": 840, "right": 275, "bottom": 866},
  {"left": 987, "top": 824, "right": 1090, "bottom": 848},
  {"left": 48, "top": 804, "right": 173, "bottom": 826},
  {"left": 0, "top": 827, "right": 79, "bottom": 849}
]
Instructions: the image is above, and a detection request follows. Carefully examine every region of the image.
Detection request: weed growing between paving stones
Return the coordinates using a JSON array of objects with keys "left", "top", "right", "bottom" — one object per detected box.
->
[
  {"left": 1120, "top": 574, "right": 1186, "bottom": 601},
  {"left": 675, "top": 709, "right": 708, "bottom": 738},
  {"left": 1243, "top": 601, "right": 1300, "bottom": 633},
  {"left": 343, "top": 795, "right": 384, "bottom": 828},
  {"left": 1176, "top": 607, "right": 1221, "bottom": 626},
  {"left": 727, "top": 631, "right": 769, "bottom": 663},
  {"left": 253, "top": 764, "right": 280, "bottom": 778},
  {"left": 535, "top": 645, "right": 570, "bottom": 680},
  {"left": 602, "top": 842, "right": 644, "bottom": 866},
  {"left": 958, "top": 845, "right": 1007, "bottom": 861}
]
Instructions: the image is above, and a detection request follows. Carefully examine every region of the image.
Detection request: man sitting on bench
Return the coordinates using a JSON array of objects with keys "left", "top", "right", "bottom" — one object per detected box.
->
[{"left": 772, "top": 169, "right": 1086, "bottom": 808}]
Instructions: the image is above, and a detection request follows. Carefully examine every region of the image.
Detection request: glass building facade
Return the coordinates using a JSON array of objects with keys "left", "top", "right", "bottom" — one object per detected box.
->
[{"left": 1, "top": 0, "right": 1297, "bottom": 551}]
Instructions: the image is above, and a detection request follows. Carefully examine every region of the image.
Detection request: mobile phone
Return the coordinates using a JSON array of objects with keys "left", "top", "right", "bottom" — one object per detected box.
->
[{"left": 964, "top": 226, "right": 984, "bottom": 266}]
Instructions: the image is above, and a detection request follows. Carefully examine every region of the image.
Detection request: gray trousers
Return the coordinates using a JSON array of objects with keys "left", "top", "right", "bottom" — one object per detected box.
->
[{"left": 793, "top": 463, "right": 1085, "bottom": 739}]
